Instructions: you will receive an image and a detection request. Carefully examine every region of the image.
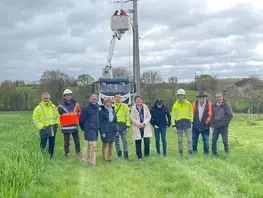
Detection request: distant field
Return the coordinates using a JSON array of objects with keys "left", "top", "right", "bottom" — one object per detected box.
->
[{"left": 0, "top": 112, "right": 263, "bottom": 198}]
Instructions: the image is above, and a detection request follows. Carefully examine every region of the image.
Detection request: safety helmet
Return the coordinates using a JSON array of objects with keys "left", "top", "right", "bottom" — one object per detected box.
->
[
  {"left": 177, "top": 89, "right": 186, "bottom": 95},
  {"left": 63, "top": 89, "right": 73, "bottom": 95}
]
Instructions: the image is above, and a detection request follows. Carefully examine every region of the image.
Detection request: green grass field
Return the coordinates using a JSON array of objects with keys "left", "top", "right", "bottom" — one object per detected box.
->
[{"left": 0, "top": 112, "right": 263, "bottom": 198}]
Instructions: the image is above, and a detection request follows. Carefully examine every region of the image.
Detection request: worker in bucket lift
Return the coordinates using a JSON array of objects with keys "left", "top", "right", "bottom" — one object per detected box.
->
[
  {"left": 120, "top": 9, "right": 127, "bottom": 16},
  {"left": 113, "top": 10, "right": 119, "bottom": 16}
]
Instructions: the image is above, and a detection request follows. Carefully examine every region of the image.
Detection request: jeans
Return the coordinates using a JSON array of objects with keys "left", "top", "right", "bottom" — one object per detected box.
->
[
  {"left": 192, "top": 127, "right": 210, "bottom": 154},
  {"left": 115, "top": 124, "right": 128, "bottom": 153},
  {"left": 40, "top": 135, "right": 56, "bottom": 157},
  {"left": 177, "top": 128, "right": 192, "bottom": 154},
  {"left": 212, "top": 126, "right": 229, "bottom": 155},
  {"left": 154, "top": 127, "right": 167, "bottom": 155},
  {"left": 63, "top": 132, "right": 81, "bottom": 154}
]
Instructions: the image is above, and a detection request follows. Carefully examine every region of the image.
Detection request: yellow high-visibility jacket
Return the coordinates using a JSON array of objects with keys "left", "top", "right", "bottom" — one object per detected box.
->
[
  {"left": 113, "top": 102, "right": 130, "bottom": 127},
  {"left": 171, "top": 99, "right": 193, "bottom": 127},
  {"left": 32, "top": 101, "right": 60, "bottom": 130}
]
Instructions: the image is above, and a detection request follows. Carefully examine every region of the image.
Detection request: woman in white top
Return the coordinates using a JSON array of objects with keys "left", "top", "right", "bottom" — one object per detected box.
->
[{"left": 130, "top": 96, "right": 152, "bottom": 160}]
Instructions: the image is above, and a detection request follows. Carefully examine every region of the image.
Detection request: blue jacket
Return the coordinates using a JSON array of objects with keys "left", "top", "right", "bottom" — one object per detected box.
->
[{"left": 79, "top": 102, "right": 100, "bottom": 141}]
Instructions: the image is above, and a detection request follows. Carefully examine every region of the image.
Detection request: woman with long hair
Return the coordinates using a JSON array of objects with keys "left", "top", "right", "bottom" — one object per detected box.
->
[{"left": 150, "top": 98, "right": 171, "bottom": 156}]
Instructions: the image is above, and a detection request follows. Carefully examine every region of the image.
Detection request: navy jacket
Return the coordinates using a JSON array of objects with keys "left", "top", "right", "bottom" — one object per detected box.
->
[
  {"left": 79, "top": 102, "right": 100, "bottom": 141},
  {"left": 150, "top": 106, "right": 171, "bottom": 128},
  {"left": 99, "top": 106, "right": 117, "bottom": 142}
]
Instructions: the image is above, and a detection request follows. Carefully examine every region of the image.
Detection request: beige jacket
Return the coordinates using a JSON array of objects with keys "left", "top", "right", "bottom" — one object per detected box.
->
[{"left": 130, "top": 104, "right": 152, "bottom": 140}]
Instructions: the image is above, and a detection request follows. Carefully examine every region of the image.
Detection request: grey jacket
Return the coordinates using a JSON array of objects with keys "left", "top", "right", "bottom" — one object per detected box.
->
[{"left": 211, "top": 100, "right": 233, "bottom": 128}]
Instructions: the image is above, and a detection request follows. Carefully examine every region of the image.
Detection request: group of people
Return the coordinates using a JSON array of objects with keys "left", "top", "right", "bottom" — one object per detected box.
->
[{"left": 32, "top": 88, "right": 233, "bottom": 166}]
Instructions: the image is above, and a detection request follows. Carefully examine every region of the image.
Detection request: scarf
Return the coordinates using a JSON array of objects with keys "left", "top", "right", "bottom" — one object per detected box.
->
[
  {"left": 136, "top": 105, "right": 144, "bottom": 122},
  {"left": 198, "top": 99, "right": 206, "bottom": 122},
  {"left": 105, "top": 106, "right": 114, "bottom": 122}
]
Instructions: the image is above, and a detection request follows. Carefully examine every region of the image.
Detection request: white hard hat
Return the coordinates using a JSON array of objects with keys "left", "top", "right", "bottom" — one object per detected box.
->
[
  {"left": 63, "top": 89, "right": 73, "bottom": 95},
  {"left": 177, "top": 89, "right": 186, "bottom": 95}
]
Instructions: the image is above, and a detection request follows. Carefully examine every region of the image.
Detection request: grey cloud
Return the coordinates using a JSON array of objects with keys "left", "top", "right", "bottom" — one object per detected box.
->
[
  {"left": 1, "top": 0, "right": 263, "bottom": 82},
  {"left": 139, "top": 0, "right": 206, "bottom": 29},
  {"left": 207, "top": 4, "right": 263, "bottom": 37},
  {"left": 2, "top": 0, "right": 73, "bottom": 13},
  {"left": 0, "top": 0, "right": 73, "bottom": 28},
  {"left": 194, "top": 38, "right": 235, "bottom": 57},
  {"left": 37, "top": 36, "right": 88, "bottom": 54},
  {"left": 156, "top": 4, "right": 263, "bottom": 43}
]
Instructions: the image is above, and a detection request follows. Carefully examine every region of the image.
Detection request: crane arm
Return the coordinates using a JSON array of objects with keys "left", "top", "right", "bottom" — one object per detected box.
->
[{"left": 102, "top": 30, "right": 122, "bottom": 78}]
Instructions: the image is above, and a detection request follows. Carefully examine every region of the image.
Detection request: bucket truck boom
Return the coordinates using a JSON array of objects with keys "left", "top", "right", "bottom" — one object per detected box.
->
[{"left": 92, "top": 9, "right": 136, "bottom": 106}]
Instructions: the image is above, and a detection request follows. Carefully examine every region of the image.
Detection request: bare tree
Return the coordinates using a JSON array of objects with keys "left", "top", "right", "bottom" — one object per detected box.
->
[
  {"left": 141, "top": 70, "right": 163, "bottom": 105},
  {"left": 77, "top": 74, "right": 95, "bottom": 105},
  {"left": 77, "top": 74, "right": 95, "bottom": 86},
  {"left": 196, "top": 74, "right": 217, "bottom": 92},
  {"left": 112, "top": 67, "right": 132, "bottom": 79},
  {"left": 40, "top": 70, "right": 71, "bottom": 105},
  {"left": 168, "top": 76, "right": 178, "bottom": 100},
  {"left": 0, "top": 81, "right": 16, "bottom": 110}
]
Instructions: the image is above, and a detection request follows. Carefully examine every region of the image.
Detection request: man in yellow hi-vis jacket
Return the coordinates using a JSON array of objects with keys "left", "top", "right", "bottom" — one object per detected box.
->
[
  {"left": 32, "top": 92, "right": 60, "bottom": 158},
  {"left": 113, "top": 93, "right": 131, "bottom": 160},
  {"left": 171, "top": 89, "right": 193, "bottom": 155}
]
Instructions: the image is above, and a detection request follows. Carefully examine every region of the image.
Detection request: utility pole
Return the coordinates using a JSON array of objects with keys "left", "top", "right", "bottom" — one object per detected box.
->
[
  {"left": 194, "top": 68, "right": 197, "bottom": 91},
  {"left": 115, "top": 0, "right": 141, "bottom": 96},
  {"left": 133, "top": 0, "right": 141, "bottom": 96}
]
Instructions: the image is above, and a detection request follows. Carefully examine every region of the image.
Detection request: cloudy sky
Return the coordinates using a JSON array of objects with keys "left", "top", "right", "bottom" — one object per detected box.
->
[{"left": 1, "top": 0, "right": 263, "bottom": 82}]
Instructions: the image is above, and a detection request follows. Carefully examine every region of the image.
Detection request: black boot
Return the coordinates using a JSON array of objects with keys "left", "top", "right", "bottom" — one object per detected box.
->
[
  {"left": 124, "top": 151, "right": 129, "bottom": 160},
  {"left": 117, "top": 151, "right": 122, "bottom": 158}
]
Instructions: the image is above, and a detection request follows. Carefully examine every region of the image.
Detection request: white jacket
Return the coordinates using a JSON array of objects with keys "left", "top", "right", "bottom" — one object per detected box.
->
[{"left": 130, "top": 104, "right": 152, "bottom": 140}]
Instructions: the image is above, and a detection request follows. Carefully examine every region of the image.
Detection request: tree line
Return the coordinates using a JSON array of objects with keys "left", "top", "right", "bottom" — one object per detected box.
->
[{"left": 0, "top": 68, "right": 263, "bottom": 113}]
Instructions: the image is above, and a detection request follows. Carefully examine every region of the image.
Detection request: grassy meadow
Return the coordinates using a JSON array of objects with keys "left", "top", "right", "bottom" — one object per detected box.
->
[{"left": 0, "top": 111, "right": 263, "bottom": 198}]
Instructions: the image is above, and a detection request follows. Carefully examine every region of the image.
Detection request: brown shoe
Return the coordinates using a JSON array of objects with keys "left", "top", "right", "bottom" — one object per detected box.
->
[
  {"left": 76, "top": 152, "right": 84, "bottom": 161},
  {"left": 65, "top": 153, "right": 70, "bottom": 159}
]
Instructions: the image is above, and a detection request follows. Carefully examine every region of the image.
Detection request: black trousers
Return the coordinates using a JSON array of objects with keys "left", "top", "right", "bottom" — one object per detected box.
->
[
  {"left": 40, "top": 135, "right": 56, "bottom": 157},
  {"left": 135, "top": 138, "right": 150, "bottom": 159},
  {"left": 135, "top": 130, "right": 150, "bottom": 159}
]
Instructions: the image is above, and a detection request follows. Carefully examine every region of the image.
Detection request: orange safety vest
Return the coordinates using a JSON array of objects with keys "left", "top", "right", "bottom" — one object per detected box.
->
[
  {"left": 58, "top": 103, "right": 80, "bottom": 127},
  {"left": 192, "top": 101, "right": 212, "bottom": 125}
]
